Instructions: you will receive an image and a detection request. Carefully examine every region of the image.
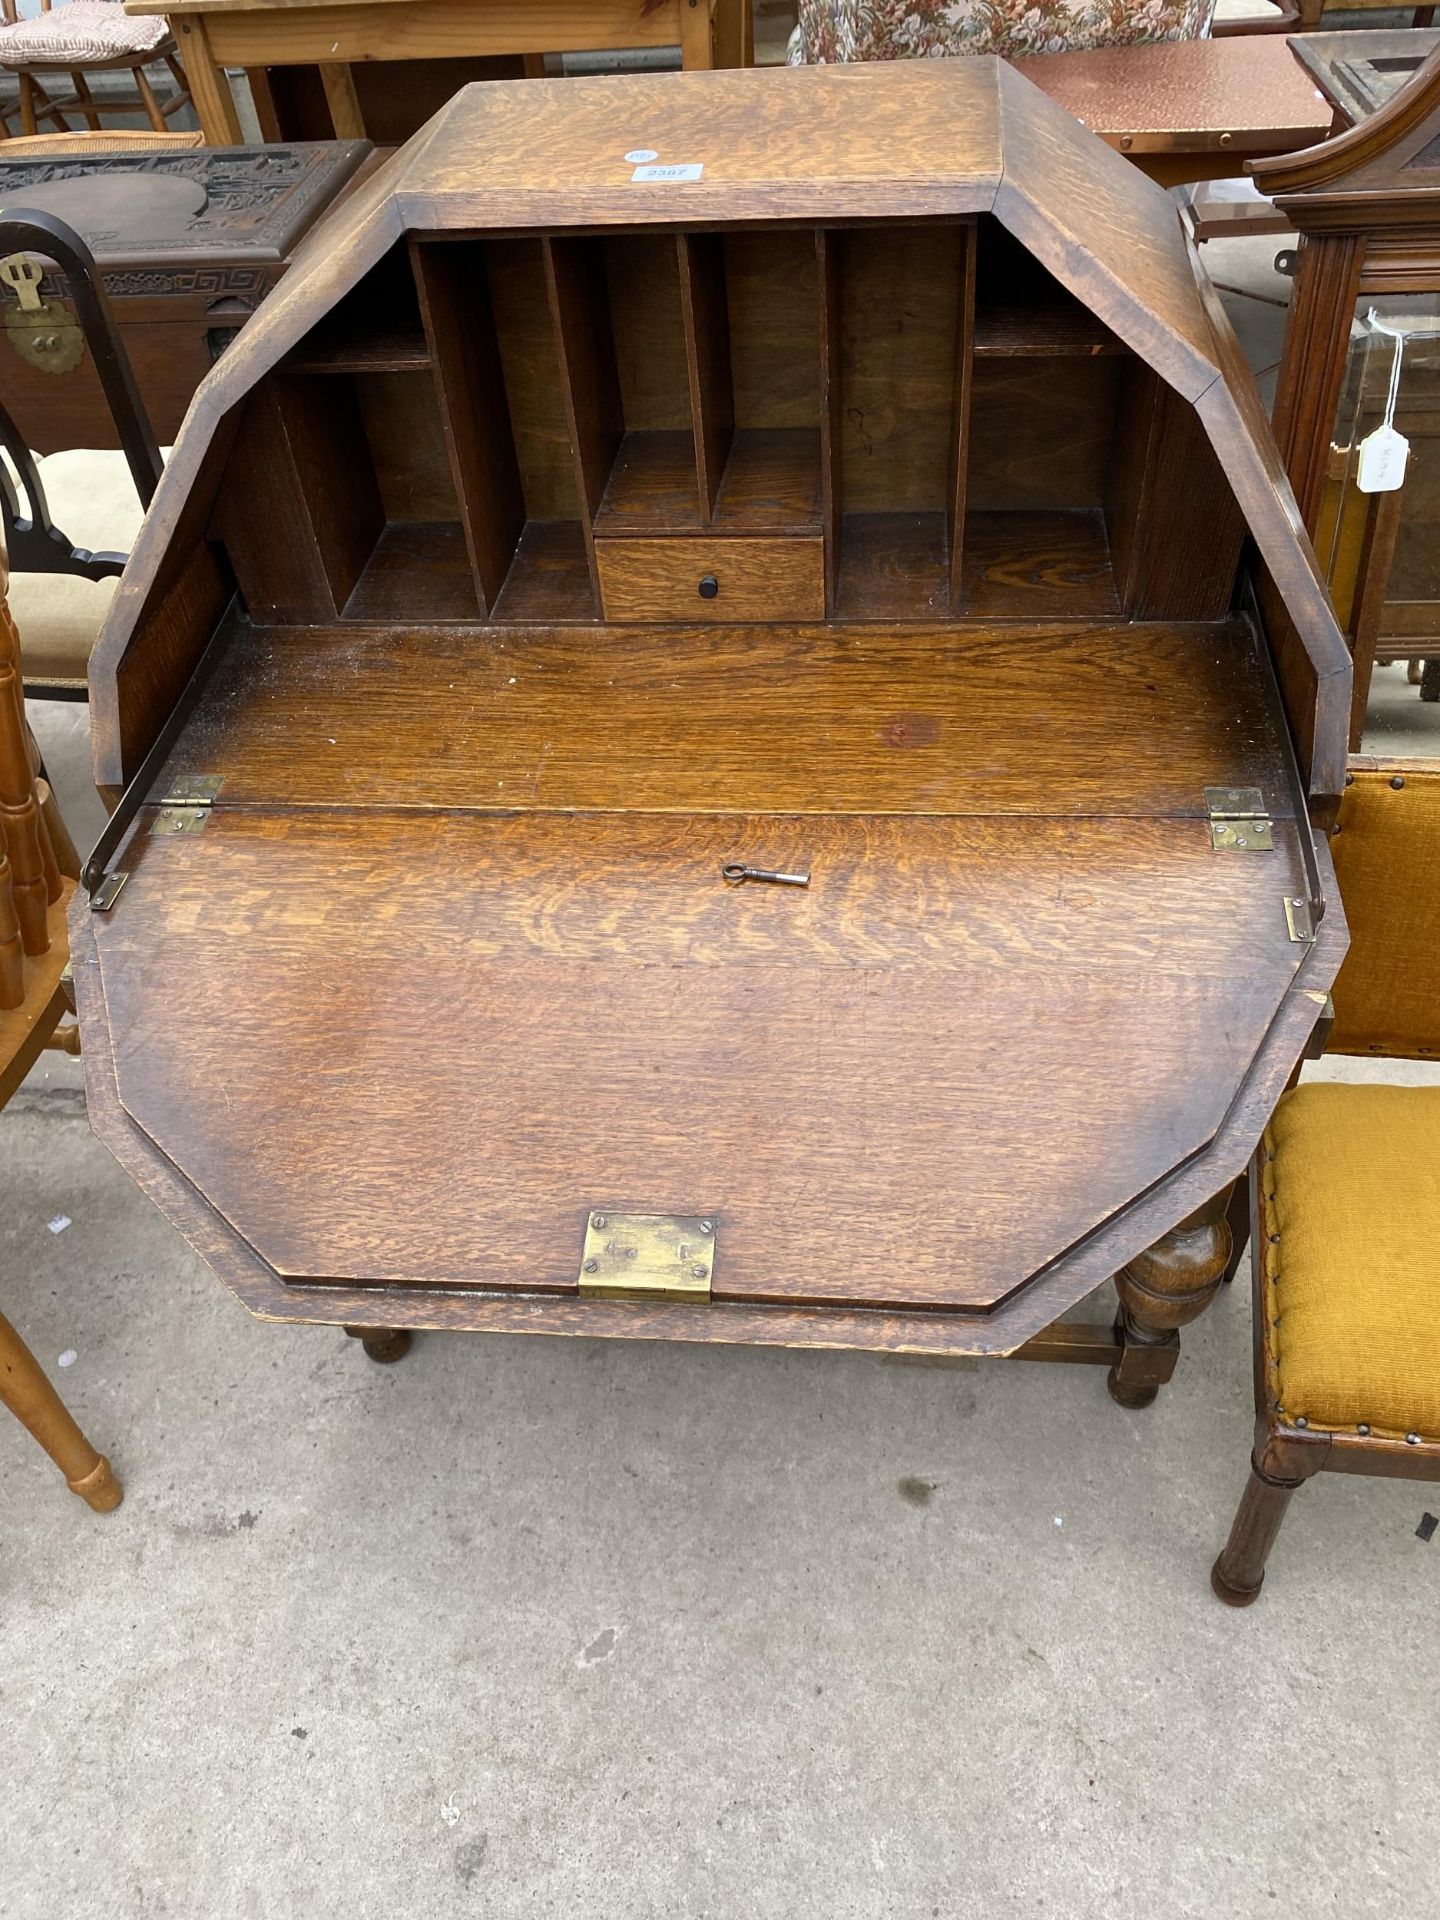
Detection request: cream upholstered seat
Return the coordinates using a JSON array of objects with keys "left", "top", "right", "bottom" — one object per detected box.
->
[{"left": 10, "top": 446, "right": 152, "bottom": 695}]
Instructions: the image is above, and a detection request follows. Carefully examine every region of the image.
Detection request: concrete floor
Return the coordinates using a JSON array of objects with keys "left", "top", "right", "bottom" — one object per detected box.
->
[{"left": 5, "top": 247, "right": 1440, "bottom": 1919}]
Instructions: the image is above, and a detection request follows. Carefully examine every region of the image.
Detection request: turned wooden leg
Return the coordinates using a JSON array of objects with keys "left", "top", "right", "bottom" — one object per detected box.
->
[
  {"left": 0, "top": 1310, "right": 122, "bottom": 1511},
  {"left": 344, "top": 1324, "right": 412, "bottom": 1364},
  {"left": 69, "top": 71, "right": 102, "bottom": 133},
  {"left": 1421, "top": 658, "right": 1440, "bottom": 703},
  {"left": 135, "top": 64, "right": 170, "bottom": 134},
  {"left": 0, "top": 840, "right": 23, "bottom": 1009},
  {"left": 1211, "top": 1452, "right": 1309, "bottom": 1606},
  {"left": 1108, "top": 1182, "right": 1235, "bottom": 1408}
]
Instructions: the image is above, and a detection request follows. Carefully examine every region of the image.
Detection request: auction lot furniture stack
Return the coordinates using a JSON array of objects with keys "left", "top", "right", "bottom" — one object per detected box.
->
[{"left": 73, "top": 63, "right": 1349, "bottom": 1402}]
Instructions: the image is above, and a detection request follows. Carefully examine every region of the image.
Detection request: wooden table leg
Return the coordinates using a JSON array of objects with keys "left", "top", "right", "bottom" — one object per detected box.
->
[
  {"left": 712, "top": 0, "right": 752, "bottom": 66},
  {"left": 680, "top": 0, "right": 716, "bottom": 69},
  {"left": 245, "top": 67, "right": 283, "bottom": 142},
  {"left": 1108, "top": 1182, "right": 1237, "bottom": 1408},
  {"left": 0, "top": 1310, "right": 122, "bottom": 1512},
  {"left": 173, "top": 16, "right": 244, "bottom": 145},
  {"left": 319, "top": 62, "right": 365, "bottom": 139}
]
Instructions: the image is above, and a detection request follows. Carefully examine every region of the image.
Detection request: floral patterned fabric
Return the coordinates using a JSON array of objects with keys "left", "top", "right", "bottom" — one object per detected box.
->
[{"left": 790, "top": 0, "right": 1215, "bottom": 63}]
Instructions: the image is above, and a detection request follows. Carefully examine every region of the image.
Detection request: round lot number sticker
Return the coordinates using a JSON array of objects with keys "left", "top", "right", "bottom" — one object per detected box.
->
[{"left": 624, "top": 148, "right": 658, "bottom": 163}]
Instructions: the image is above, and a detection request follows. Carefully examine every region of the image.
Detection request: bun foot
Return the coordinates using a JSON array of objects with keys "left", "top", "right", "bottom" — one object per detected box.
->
[
  {"left": 344, "top": 1325, "right": 413, "bottom": 1364},
  {"left": 1106, "top": 1366, "right": 1159, "bottom": 1410}
]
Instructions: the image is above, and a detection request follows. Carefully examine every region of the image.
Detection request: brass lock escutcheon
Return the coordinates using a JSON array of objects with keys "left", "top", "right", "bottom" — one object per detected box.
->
[{"left": 0, "top": 254, "right": 85, "bottom": 374}]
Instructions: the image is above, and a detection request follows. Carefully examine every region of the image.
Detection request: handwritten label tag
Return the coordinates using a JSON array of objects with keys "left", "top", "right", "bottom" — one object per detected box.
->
[
  {"left": 1356, "top": 423, "right": 1410, "bottom": 493},
  {"left": 631, "top": 162, "right": 703, "bottom": 184}
]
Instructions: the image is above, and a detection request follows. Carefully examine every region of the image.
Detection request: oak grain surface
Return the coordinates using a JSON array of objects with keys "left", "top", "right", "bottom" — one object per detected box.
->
[
  {"left": 96, "top": 808, "right": 1307, "bottom": 1309},
  {"left": 161, "top": 616, "right": 1297, "bottom": 818}
]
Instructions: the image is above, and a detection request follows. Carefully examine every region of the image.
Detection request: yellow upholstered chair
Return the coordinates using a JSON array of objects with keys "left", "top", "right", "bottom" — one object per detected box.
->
[{"left": 1211, "top": 758, "right": 1440, "bottom": 1604}]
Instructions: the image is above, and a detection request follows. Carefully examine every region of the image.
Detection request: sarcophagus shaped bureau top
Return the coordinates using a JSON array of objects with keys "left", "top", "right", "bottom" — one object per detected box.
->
[{"left": 76, "top": 60, "right": 1350, "bottom": 1357}]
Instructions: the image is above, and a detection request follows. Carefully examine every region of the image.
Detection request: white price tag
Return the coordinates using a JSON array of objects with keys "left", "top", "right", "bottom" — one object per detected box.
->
[
  {"left": 1356, "top": 423, "right": 1410, "bottom": 494},
  {"left": 631, "top": 162, "right": 703, "bottom": 183}
]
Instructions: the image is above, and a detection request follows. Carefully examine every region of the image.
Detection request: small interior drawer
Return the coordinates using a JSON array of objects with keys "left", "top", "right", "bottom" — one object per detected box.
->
[{"left": 595, "top": 536, "right": 825, "bottom": 623}]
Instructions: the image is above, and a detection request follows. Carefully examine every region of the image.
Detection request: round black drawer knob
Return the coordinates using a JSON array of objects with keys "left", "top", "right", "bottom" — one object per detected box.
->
[{"left": 698, "top": 573, "right": 719, "bottom": 600}]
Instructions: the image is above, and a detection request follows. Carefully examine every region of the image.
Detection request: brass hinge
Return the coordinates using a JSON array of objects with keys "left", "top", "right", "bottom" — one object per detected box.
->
[
  {"left": 153, "top": 773, "right": 224, "bottom": 837},
  {"left": 1284, "top": 896, "right": 1316, "bottom": 943},
  {"left": 577, "top": 1211, "right": 715, "bottom": 1301},
  {"left": 1205, "top": 786, "right": 1274, "bottom": 853}
]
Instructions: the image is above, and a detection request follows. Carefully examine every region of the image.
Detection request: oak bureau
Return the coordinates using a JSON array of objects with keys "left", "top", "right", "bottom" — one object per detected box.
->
[{"left": 75, "top": 61, "right": 1351, "bottom": 1403}]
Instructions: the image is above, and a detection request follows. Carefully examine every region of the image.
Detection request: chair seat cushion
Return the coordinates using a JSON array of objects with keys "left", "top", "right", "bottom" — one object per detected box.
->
[
  {"left": 1263, "top": 1081, "right": 1440, "bottom": 1439},
  {"left": 9, "top": 447, "right": 149, "bottom": 686},
  {"left": 0, "top": 3, "right": 171, "bottom": 64}
]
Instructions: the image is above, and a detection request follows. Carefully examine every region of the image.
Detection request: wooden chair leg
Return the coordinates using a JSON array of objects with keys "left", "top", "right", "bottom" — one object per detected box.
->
[
  {"left": 0, "top": 840, "right": 23, "bottom": 1008},
  {"left": 1211, "top": 1451, "right": 1308, "bottom": 1605},
  {"left": 35, "top": 778, "right": 79, "bottom": 884},
  {"left": 19, "top": 75, "right": 71, "bottom": 136},
  {"left": 69, "top": 70, "right": 102, "bottom": 132},
  {"left": 163, "top": 51, "right": 192, "bottom": 116},
  {"left": 134, "top": 64, "right": 169, "bottom": 134},
  {"left": 0, "top": 1309, "right": 122, "bottom": 1512},
  {"left": 344, "top": 1324, "right": 413, "bottom": 1364}
]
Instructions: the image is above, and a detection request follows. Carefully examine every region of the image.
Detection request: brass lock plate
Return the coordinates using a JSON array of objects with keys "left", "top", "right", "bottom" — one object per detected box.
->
[
  {"left": 577, "top": 1212, "right": 715, "bottom": 1300},
  {"left": 3, "top": 302, "right": 85, "bottom": 375},
  {"left": 1, "top": 255, "right": 83, "bottom": 374}
]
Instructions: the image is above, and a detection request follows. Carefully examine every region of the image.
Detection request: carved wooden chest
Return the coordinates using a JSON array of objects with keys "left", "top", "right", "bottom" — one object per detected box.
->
[
  {"left": 0, "top": 141, "right": 369, "bottom": 453},
  {"left": 74, "top": 64, "right": 1350, "bottom": 1395}
]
